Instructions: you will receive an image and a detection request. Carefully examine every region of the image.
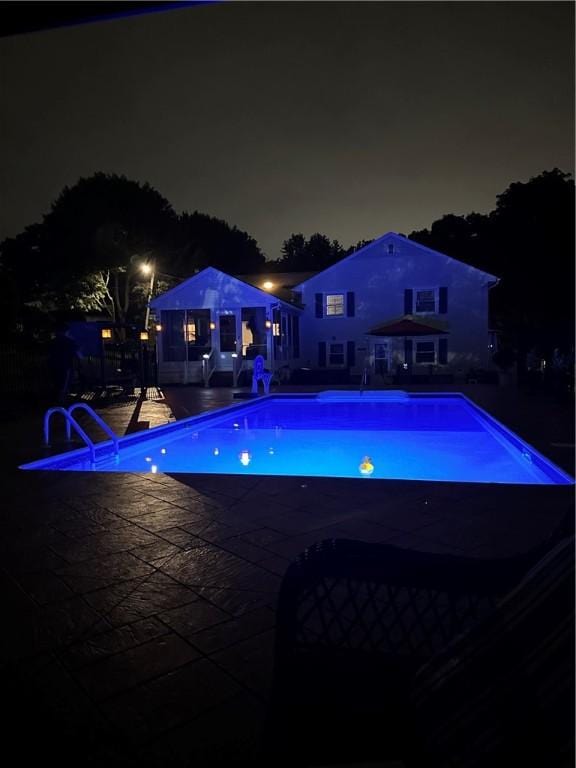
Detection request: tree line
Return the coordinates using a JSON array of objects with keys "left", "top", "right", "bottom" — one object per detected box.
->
[{"left": 0, "top": 168, "right": 573, "bottom": 360}]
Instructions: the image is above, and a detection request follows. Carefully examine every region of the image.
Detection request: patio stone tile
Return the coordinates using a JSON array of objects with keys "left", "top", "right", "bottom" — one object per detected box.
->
[
  {"left": 51, "top": 526, "right": 162, "bottom": 562},
  {"left": 187, "top": 606, "right": 276, "bottom": 655},
  {"left": 315, "top": 519, "right": 400, "bottom": 543},
  {"left": 75, "top": 633, "right": 200, "bottom": 701},
  {"left": 127, "top": 507, "right": 208, "bottom": 533},
  {"left": 264, "top": 530, "right": 338, "bottom": 559},
  {"left": 3, "top": 545, "right": 70, "bottom": 575},
  {"left": 106, "top": 499, "right": 178, "bottom": 520},
  {"left": 191, "top": 587, "right": 272, "bottom": 617},
  {"left": 16, "top": 570, "right": 76, "bottom": 605},
  {"left": 158, "top": 543, "right": 278, "bottom": 591},
  {"left": 61, "top": 617, "right": 172, "bottom": 670},
  {"left": 165, "top": 689, "right": 266, "bottom": 767},
  {"left": 129, "top": 539, "right": 186, "bottom": 565},
  {"left": 358, "top": 498, "right": 451, "bottom": 532},
  {"left": 217, "top": 536, "right": 275, "bottom": 563},
  {"left": 158, "top": 598, "right": 230, "bottom": 636},
  {"left": 37, "top": 595, "right": 112, "bottom": 649},
  {"left": 55, "top": 551, "right": 156, "bottom": 593},
  {"left": 238, "top": 526, "right": 290, "bottom": 547},
  {"left": 141, "top": 657, "right": 242, "bottom": 732},
  {"left": 84, "top": 572, "right": 200, "bottom": 627},
  {"left": 179, "top": 517, "right": 258, "bottom": 542},
  {"left": 408, "top": 518, "right": 497, "bottom": 553},
  {"left": 258, "top": 554, "right": 291, "bottom": 577},
  {"left": 154, "top": 527, "right": 206, "bottom": 548},
  {"left": 211, "top": 628, "right": 275, "bottom": 699}
]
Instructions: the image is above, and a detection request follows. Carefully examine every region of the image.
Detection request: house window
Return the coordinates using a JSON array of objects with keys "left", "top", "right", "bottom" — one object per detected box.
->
[
  {"left": 415, "top": 289, "right": 436, "bottom": 314},
  {"left": 415, "top": 341, "right": 435, "bottom": 364},
  {"left": 325, "top": 294, "right": 345, "bottom": 316},
  {"left": 328, "top": 342, "right": 345, "bottom": 367}
]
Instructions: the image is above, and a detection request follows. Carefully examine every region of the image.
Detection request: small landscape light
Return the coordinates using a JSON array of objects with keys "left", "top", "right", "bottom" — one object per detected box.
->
[
  {"left": 101, "top": 328, "right": 112, "bottom": 339},
  {"left": 140, "top": 331, "right": 149, "bottom": 341}
]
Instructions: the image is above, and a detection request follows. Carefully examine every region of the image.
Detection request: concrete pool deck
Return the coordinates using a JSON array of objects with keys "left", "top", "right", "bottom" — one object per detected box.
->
[{"left": 2, "top": 383, "right": 574, "bottom": 767}]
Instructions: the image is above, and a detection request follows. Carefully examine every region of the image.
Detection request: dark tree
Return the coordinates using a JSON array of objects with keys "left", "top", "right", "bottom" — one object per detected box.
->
[
  {"left": 175, "top": 211, "right": 265, "bottom": 275},
  {"left": 0, "top": 173, "right": 179, "bottom": 325},
  {"left": 275, "top": 233, "right": 346, "bottom": 271}
]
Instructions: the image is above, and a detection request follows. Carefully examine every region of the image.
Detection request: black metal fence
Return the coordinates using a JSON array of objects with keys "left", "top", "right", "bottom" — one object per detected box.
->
[{"left": 0, "top": 341, "right": 157, "bottom": 397}]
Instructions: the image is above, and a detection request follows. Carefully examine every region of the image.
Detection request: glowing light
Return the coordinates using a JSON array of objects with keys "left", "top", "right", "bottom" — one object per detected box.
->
[
  {"left": 213, "top": 447, "right": 220, "bottom": 456},
  {"left": 140, "top": 331, "right": 149, "bottom": 341},
  {"left": 145, "top": 456, "right": 152, "bottom": 462},
  {"left": 262, "top": 281, "right": 274, "bottom": 290},
  {"left": 239, "top": 450, "right": 252, "bottom": 466},
  {"left": 202, "top": 353, "right": 210, "bottom": 359},
  {"left": 140, "top": 263, "right": 153, "bottom": 276},
  {"left": 151, "top": 465, "right": 158, "bottom": 473},
  {"left": 359, "top": 456, "right": 375, "bottom": 476},
  {"left": 160, "top": 448, "right": 167, "bottom": 455},
  {"left": 155, "top": 324, "right": 162, "bottom": 332},
  {"left": 231, "top": 353, "right": 238, "bottom": 358},
  {"left": 265, "top": 319, "right": 272, "bottom": 330},
  {"left": 209, "top": 321, "right": 216, "bottom": 330},
  {"left": 268, "top": 447, "right": 275, "bottom": 455},
  {"left": 233, "top": 423, "right": 240, "bottom": 429},
  {"left": 101, "top": 328, "right": 112, "bottom": 339}
]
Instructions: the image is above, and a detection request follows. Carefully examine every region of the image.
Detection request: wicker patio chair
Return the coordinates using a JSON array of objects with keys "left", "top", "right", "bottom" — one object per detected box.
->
[{"left": 264, "top": 508, "right": 574, "bottom": 767}]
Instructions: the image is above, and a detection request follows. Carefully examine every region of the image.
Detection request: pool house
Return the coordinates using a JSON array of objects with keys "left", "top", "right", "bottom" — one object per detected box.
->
[{"left": 150, "top": 267, "right": 303, "bottom": 385}]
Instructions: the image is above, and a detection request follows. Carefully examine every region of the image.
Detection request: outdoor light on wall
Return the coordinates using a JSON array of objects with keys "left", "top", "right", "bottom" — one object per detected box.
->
[
  {"left": 155, "top": 324, "right": 162, "bottom": 332},
  {"left": 265, "top": 319, "right": 272, "bottom": 330},
  {"left": 202, "top": 353, "right": 210, "bottom": 359},
  {"left": 231, "top": 353, "right": 238, "bottom": 358},
  {"left": 209, "top": 321, "right": 216, "bottom": 330},
  {"left": 101, "top": 328, "right": 112, "bottom": 339},
  {"left": 262, "top": 281, "right": 274, "bottom": 291},
  {"left": 140, "top": 331, "right": 149, "bottom": 341}
]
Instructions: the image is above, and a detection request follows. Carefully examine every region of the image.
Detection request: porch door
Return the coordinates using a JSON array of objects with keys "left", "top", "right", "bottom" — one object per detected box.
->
[
  {"left": 374, "top": 341, "right": 390, "bottom": 375},
  {"left": 218, "top": 314, "right": 237, "bottom": 370}
]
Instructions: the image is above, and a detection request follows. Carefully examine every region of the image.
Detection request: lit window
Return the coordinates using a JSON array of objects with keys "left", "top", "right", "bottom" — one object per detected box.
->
[
  {"left": 325, "top": 294, "right": 345, "bottom": 316},
  {"left": 329, "top": 342, "right": 345, "bottom": 366},
  {"left": 415, "top": 341, "right": 435, "bottom": 364},
  {"left": 184, "top": 322, "right": 196, "bottom": 342},
  {"left": 273, "top": 322, "right": 280, "bottom": 337},
  {"left": 415, "top": 289, "right": 436, "bottom": 313}
]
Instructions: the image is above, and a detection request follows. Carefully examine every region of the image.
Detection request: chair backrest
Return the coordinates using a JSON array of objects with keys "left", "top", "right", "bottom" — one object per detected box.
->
[
  {"left": 408, "top": 535, "right": 575, "bottom": 767},
  {"left": 253, "top": 355, "right": 265, "bottom": 378}
]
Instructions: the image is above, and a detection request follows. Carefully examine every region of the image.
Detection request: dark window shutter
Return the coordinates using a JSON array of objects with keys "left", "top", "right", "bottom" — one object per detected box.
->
[
  {"left": 439, "top": 287, "right": 448, "bottom": 314},
  {"left": 315, "top": 293, "right": 323, "bottom": 318},
  {"left": 347, "top": 341, "right": 356, "bottom": 367},
  {"left": 439, "top": 337, "right": 448, "bottom": 364},
  {"left": 346, "top": 291, "right": 355, "bottom": 317},
  {"left": 404, "top": 289, "right": 413, "bottom": 315},
  {"left": 318, "top": 341, "right": 326, "bottom": 367},
  {"left": 404, "top": 338, "right": 413, "bottom": 365}
]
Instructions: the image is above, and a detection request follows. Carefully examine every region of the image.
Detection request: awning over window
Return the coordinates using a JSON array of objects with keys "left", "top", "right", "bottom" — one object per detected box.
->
[{"left": 367, "top": 315, "right": 448, "bottom": 337}]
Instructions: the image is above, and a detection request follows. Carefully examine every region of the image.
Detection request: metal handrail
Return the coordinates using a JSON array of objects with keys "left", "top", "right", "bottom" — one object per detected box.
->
[
  {"left": 43, "top": 407, "right": 97, "bottom": 464},
  {"left": 43, "top": 403, "right": 119, "bottom": 465},
  {"left": 360, "top": 366, "right": 369, "bottom": 392},
  {"left": 67, "top": 403, "right": 119, "bottom": 456}
]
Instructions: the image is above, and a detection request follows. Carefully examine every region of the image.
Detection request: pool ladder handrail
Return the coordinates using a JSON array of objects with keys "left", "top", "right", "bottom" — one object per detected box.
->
[{"left": 43, "top": 404, "right": 119, "bottom": 465}]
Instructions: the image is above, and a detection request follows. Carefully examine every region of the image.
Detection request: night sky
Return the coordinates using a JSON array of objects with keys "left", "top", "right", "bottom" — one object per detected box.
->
[{"left": 1, "top": 1, "right": 573, "bottom": 260}]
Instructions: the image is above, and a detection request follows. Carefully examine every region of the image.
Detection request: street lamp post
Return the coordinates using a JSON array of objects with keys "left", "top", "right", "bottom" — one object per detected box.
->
[{"left": 141, "top": 262, "right": 155, "bottom": 331}]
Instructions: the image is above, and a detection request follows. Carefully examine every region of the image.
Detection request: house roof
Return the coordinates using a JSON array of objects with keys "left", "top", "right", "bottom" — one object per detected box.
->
[
  {"left": 234, "top": 272, "right": 317, "bottom": 305},
  {"left": 150, "top": 266, "right": 303, "bottom": 312},
  {"left": 368, "top": 316, "right": 449, "bottom": 337},
  {"left": 292, "top": 232, "right": 500, "bottom": 288}
]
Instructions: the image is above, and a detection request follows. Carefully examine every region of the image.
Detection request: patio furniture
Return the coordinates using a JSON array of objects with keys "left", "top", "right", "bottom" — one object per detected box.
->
[
  {"left": 251, "top": 354, "right": 273, "bottom": 395},
  {"left": 265, "top": 509, "right": 574, "bottom": 767}
]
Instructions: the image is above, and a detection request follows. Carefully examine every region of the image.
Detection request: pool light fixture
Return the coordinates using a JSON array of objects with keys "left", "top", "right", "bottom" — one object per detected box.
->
[{"left": 239, "top": 450, "right": 252, "bottom": 466}]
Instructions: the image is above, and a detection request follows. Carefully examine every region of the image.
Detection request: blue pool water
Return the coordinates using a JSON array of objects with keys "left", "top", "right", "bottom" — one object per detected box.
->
[{"left": 21, "top": 393, "right": 573, "bottom": 485}]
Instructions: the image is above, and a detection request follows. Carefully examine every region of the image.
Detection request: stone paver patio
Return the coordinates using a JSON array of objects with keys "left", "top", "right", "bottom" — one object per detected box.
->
[{"left": 2, "top": 383, "right": 573, "bottom": 767}]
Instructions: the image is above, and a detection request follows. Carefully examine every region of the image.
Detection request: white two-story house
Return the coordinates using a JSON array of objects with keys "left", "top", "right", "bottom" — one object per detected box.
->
[{"left": 150, "top": 232, "right": 498, "bottom": 385}]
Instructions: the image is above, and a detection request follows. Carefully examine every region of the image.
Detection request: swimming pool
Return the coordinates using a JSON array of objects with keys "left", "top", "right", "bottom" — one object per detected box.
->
[{"left": 20, "top": 392, "right": 573, "bottom": 485}]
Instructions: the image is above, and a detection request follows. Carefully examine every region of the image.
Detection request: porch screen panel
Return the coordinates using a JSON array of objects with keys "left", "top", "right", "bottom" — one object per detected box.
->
[
  {"left": 219, "top": 315, "right": 236, "bottom": 352},
  {"left": 161, "top": 310, "right": 186, "bottom": 362},
  {"left": 186, "top": 309, "right": 211, "bottom": 362},
  {"left": 241, "top": 307, "right": 267, "bottom": 360}
]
